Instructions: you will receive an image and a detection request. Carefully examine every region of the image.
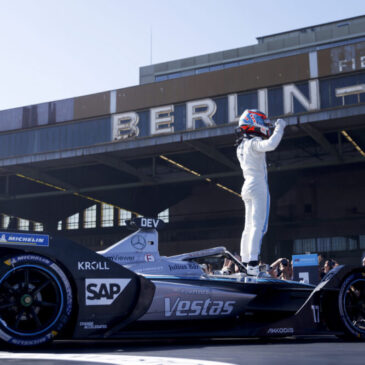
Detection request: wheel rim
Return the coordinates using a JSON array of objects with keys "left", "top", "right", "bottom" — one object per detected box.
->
[
  {"left": 342, "top": 278, "right": 365, "bottom": 334},
  {"left": 0, "top": 264, "right": 64, "bottom": 337}
]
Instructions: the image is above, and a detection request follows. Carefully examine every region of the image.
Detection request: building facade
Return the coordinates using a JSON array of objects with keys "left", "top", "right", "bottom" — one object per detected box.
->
[{"left": 0, "top": 16, "right": 365, "bottom": 265}]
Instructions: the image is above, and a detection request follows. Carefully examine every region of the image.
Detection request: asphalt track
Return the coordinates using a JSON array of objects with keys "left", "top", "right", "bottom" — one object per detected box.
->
[{"left": 0, "top": 336, "right": 365, "bottom": 365}]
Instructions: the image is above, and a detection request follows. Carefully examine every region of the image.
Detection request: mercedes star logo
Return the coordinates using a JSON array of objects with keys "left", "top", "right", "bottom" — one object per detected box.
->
[{"left": 131, "top": 235, "right": 147, "bottom": 250}]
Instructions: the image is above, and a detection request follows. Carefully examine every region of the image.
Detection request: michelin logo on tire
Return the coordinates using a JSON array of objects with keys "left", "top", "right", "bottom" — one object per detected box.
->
[{"left": 85, "top": 278, "right": 131, "bottom": 306}]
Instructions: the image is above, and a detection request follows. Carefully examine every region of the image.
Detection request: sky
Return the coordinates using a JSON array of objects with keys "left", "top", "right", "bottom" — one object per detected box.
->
[{"left": 0, "top": 0, "right": 364, "bottom": 111}]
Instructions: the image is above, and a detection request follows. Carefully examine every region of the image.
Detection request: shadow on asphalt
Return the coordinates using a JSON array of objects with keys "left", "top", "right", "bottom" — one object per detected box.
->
[{"left": 0, "top": 335, "right": 349, "bottom": 354}]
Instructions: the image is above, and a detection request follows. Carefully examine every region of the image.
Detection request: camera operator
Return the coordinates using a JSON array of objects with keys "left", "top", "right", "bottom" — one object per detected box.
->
[{"left": 269, "top": 257, "right": 293, "bottom": 280}]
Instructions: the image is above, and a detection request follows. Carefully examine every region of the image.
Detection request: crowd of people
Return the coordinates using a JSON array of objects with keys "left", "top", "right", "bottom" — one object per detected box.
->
[
  {"left": 204, "top": 253, "right": 365, "bottom": 280},
  {"left": 265, "top": 255, "right": 341, "bottom": 281},
  {"left": 261, "top": 255, "right": 364, "bottom": 280}
]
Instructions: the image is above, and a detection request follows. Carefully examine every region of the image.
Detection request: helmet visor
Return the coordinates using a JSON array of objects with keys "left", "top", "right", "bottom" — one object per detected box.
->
[{"left": 264, "top": 118, "right": 273, "bottom": 128}]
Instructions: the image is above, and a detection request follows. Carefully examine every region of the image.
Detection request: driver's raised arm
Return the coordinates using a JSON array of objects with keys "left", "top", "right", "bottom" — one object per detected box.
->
[{"left": 252, "top": 119, "right": 287, "bottom": 153}]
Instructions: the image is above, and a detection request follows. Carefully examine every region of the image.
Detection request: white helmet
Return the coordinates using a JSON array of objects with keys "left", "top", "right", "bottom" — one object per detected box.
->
[{"left": 237, "top": 109, "right": 272, "bottom": 139}]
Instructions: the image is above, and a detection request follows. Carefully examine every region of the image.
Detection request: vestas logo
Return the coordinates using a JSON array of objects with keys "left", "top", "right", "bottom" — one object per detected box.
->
[
  {"left": 164, "top": 298, "right": 235, "bottom": 317},
  {"left": 85, "top": 278, "right": 131, "bottom": 306}
]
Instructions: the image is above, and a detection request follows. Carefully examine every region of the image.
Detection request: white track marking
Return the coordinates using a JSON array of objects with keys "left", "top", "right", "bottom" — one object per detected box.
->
[{"left": 0, "top": 352, "right": 236, "bottom": 365}]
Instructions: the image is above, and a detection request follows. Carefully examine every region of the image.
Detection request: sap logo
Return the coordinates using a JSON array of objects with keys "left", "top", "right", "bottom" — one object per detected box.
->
[
  {"left": 78, "top": 261, "right": 110, "bottom": 271},
  {"left": 85, "top": 278, "right": 131, "bottom": 306},
  {"left": 165, "top": 298, "right": 235, "bottom": 317},
  {"left": 267, "top": 328, "right": 294, "bottom": 334},
  {"left": 141, "top": 218, "right": 160, "bottom": 228}
]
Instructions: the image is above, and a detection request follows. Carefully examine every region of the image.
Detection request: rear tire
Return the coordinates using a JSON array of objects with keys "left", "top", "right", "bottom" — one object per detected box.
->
[
  {"left": 0, "top": 254, "right": 73, "bottom": 346},
  {"left": 338, "top": 271, "right": 365, "bottom": 340}
]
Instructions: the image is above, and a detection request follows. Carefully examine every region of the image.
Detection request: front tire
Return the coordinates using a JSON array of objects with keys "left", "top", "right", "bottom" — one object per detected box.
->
[
  {"left": 338, "top": 271, "right": 365, "bottom": 340},
  {"left": 0, "top": 254, "right": 73, "bottom": 346}
]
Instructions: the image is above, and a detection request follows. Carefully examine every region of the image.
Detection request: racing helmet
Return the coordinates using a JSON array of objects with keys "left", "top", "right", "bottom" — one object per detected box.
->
[{"left": 237, "top": 109, "right": 272, "bottom": 139}]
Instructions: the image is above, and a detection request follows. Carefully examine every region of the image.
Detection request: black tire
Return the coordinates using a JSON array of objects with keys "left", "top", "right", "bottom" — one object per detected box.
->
[
  {"left": 338, "top": 271, "right": 365, "bottom": 340},
  {"left": 0, "top": 254, "right": 73, "bottom": 346}
]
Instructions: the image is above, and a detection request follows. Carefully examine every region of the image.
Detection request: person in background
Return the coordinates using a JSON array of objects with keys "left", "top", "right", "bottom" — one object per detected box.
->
[
  {"left": 320, "top": 258, "right": 339, "bottom": 279},
  {"left": 259, "top": 260, "right": 270, "bottom": 273},
  {"left": 318, "top": 253, "right": 325, "bottom": 280},
  {"left": 233, "top": 253, "right": 242, "bottom": 273},
  {"left": 318, "top": 253, "right": 325, "bottom": 269},
  {"left": 221, "top": 258, "right": 235, "bottom": 275},
  {"left": 269, "top": 257, "right": 293, "bottom": 280}
]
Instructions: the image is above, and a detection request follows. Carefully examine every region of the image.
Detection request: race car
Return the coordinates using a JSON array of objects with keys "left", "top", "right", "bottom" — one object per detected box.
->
[{"left": 0, "top": 217, "right": 364, "bottom": 347}]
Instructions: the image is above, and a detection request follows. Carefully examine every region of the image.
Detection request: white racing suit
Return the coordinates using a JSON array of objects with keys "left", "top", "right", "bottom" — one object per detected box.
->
[{"left": 236, "top": 120, "right": 286, "bottom": 263}]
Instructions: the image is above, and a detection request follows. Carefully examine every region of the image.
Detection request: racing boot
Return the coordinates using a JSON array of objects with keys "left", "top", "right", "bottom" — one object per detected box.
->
[{"left": 246, "top": 261, "right": 259, "bottom": 276}]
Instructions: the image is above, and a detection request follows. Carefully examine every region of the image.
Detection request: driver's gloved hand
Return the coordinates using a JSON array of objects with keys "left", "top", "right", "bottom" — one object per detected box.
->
[{"left": 275, "top": 119, "right": 287, "bottom": 129}]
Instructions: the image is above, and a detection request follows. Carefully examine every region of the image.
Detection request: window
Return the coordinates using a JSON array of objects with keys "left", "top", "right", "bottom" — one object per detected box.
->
[
  {"left": 302, "top": 238, "right": 316, "bottom": 253},
  {"left": 158, "top": 208, "right": 169, "bottom": 223},
  {"left": 57, "top": 220, "right": 62, "bottom": 231},
  {"left": 18, "top": 218, "right": 29, "bottom": 231},
  {"left": 67, "top": 213, "right": 79, "bottom": 230},
  {"left": 167, "top": 72, "right": 180, "bottom": 80},
  {"left": 155, "top": 75, "right": 168, "bottom": 81},
  {"left": 209, "top": 64, "right": 223, "bottom": 71},
  {"left": 34, "top": 222, "right": 43, "bottom": 232},
  {"left": 154, "top": 60, "right": 244, "bottom": 82},
  {"left": 195, "top": 66, "right": 209, "bottom": 74},
  {"left": 294, "top": 235, "right": 361, "bottom": 254},
  {"left": 2, "top": 214, "right": 10, "bottom": 229},
  {"left": 84, "top": 205, "right": 97, "bottom": 228},
  {"left": 360, "top": 236, "right": 365, "bottom": 249},
  {"left": 224, "top": 61, "right": 239, "bottom": 68},
  {"left": 119, "top": 209, "right": 132, "bottom": 226},
  {"left": 332, "top": 237, "right": 347, "bottom": 251},
  {"left": 293, "top": 239, "right": 302, "bottom": 254},
  {"left": 317, "top": 237, "right": 331, "bottom": 252},
  {"left": 101, "top": 204, "right": 114, "bottom": 227},
  {"left": 180, "top": 70, "right": 194, "bottom": 77},
  {"left": 349, "top": 238, "right": 357, "bottom": 250}
]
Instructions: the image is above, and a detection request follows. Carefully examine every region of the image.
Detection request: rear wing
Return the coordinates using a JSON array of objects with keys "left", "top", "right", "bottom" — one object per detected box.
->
[{"left": 126, "top": 217, "right": 165, "bottom": 231}]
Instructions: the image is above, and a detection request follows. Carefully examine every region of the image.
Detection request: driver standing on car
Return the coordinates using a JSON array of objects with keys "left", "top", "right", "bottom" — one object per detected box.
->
[{"left": 236, "top": 109, "right": 287, "bottom": 276}]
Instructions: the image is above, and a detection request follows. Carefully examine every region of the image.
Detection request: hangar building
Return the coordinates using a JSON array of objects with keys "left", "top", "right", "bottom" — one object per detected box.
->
[{"left": 1, "top": 16, "right": 365, "bottom": 265}]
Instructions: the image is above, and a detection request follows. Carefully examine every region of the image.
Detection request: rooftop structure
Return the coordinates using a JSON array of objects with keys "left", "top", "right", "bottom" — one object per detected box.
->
[{"left": 140, "top": 15, "right": 365, "bottom": 84}]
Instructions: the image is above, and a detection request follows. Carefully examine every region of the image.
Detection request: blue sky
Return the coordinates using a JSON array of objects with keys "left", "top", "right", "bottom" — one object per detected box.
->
[{"left": 0, "top": 0, "right": 364, "bottom": 110}]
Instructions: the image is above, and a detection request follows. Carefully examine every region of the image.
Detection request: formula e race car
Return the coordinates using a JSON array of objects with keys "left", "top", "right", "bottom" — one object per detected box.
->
[{"left": 0, "top": 217, "right": 364, "bottom": 347}]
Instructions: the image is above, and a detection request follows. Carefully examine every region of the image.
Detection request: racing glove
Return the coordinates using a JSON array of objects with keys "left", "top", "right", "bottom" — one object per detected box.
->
[{"left": 275, "top": 119, "right": 287, "bottom": 129}]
